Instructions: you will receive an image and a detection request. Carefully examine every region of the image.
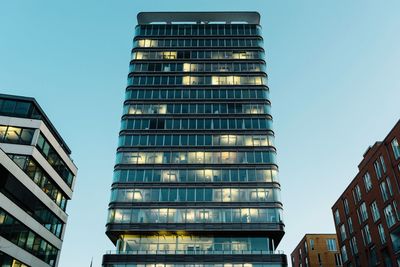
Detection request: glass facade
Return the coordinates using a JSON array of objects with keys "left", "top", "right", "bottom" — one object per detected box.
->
[
  {"left": 0, "top": 251, "right": 29, "bottom": 267},
  {"left": 104, "top": 12, "right": 286, "bottom": 267},
  {"left": 8, "top": 154, "right": 68, "bottom": 210},
  {"left": 0, "top": 208, "right": 58, "bottom": 267},
  {"left": 0, "top": 94, "right": 77, "bottom": 267},
  {"left": 36, "top": 133, "right": 74, "bottom": 187},
  {"left": 0, "top": 164, "right": 63, "bottom": 238},
  {"left": 0, "top": 125, "right": 35, "bottom": 145}
]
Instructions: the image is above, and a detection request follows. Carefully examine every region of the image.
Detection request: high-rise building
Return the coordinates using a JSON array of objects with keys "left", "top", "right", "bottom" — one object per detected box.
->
[
  {"left": 0, "top": 94, "right": 77, "bottom": 267},
  {"left": 290, "top": 234, "right": 342, "bottom": 267},
  {"left": 103, "top": 12, "right": 287, "bottom": 267},
  {"left": 332, "top": 120, "right": 400, "bottom": 266}
]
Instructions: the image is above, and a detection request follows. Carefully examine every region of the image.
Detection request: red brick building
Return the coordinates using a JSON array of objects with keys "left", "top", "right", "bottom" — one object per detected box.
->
[
  {"left": 291, "top": 234, "right": 342, "bottom": 267},
  {"left": 332, "top": 120, "right": 400, "bottom": 266}
]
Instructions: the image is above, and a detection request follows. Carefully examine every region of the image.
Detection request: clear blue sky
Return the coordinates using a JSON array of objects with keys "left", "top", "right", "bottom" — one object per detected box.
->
[{"left": 1, "top": 1, "right": 399, "bottom": 266}]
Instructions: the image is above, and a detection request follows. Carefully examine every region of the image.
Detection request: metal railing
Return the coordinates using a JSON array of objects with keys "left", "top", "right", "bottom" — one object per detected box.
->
[{"left": 104, "top": 250, "right": 285, "bottom": 255}]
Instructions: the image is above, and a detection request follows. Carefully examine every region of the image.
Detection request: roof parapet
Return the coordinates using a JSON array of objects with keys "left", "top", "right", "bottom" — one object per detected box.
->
[{"left": 137, "top": 12, "right": 260, "bottom": 25}]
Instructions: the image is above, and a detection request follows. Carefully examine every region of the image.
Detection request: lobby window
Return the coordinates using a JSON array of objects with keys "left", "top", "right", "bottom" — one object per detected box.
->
[
  {"left": 384, "top": 204, "right": 396, "bottom": 228},
  {"left": 363, "top": 172, "right": 372, "bottom": 192},
  {"left": 392, "top": 138, "right": 400, "bottom": 160},
  {"left": 370, "top": 201, "right": 380, "bottom": 222},
  {"left": 326, "top": 238, "right": 337, "bottom": 251},
  {"left": 378, "top": 223, "right": 386, "bottom": 244}
]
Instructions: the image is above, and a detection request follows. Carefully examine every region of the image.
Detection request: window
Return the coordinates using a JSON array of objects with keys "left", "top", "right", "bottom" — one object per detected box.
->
[
  {"left": 343, "top": 199, "right": 350, "bottom": 215},
  {"left": 334, "top": 209, "right": 341, "bottom": 225},
  {"left": 374, "top": 159, "right": 383, "bottom": 179},
  {"left": 348, "top": 217, "right": 354, "bottom": 234},
  {"left": 381, "top": 181, "right": 390, "bottom": 202},
  {"left": 340, "top": 224, "right": 347, "bottom": 241},
  {"left": 341, "top": 245, "right": 348, "bottom": 262},
  {"left": 8, "top": 154, "right": 68, "bottom": 211},
  {"left": 310, "top": 239, "right": 314, "bottom": 250},
  {"left": 394, "top": 201, "right": 400, "bottom": 220},
  {"left": 335, "top": 253, "right": 343, "bottom": 266},
  {"left": 362, "top": 224, "right": 372, "bottom": 245},
  {"left": 369, "top": 246, "right": 378, "bottom": 266},
  {"left": 326, "top": 239, "right": 337, "bottom": 251},
  {"left": 0, "top": 208, "right": 58, "bottom": 267},
  {"left": 350, "top": 236, "right": 358, "bottom": 255},
  {"left": 384, "top": 205, "right": 396, "bottom": 228},
  {"left": 0, "top": 125, "right": 35, "bottom": 145},
  {"left": 390, "top": 226, "right": 400, "bottom": 252},
  {"left": 109, "top": 207, "right": 283, "bottom": 224},
  {"left": 304, "top": 240, "right": 308, "bottom": 253},
  {"left": 386, "top": 177, "right": 394, "bottom": 196},
  {"left": 36, "top": 134, "right": 74, "bottom": 187},
  {"left": 114, "top": 168, "right": 278, "bottom": 184},
  {"left": 111, "top": 187, "right": 278, "bottom": 203},
  {"left": 392, "top": 138, "right": 400, "bottom": 160},
  {"left": 380, "top": 155, "right": 387, "bottom": 173},
  {"left": 363, "top": 172, "right": 372, "bottom": 192},
  {"left": 353, "top": 185, "right": 362, "bottom": 203},
  {"left": 359, "top": 202, "right": 368, "bottom": 222},
  {"left": 371, "top": 201, "right": 380, "bottom": 222},
  {"left": 378, "top": 223, "right": 386, "bottom": 244}
]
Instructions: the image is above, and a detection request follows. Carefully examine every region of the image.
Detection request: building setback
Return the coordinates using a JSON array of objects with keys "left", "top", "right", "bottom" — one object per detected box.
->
[
  {"left": 290, "top": 234, "right": 342, "bottom": 267},
  {"left": 332, "top": 120, "right": 400, "bottom": 266},
  {"left": 0, "top": 94, "right": 77, "bottom": 267},
  {"left": 102, "top": 12, "right": 287, "bottom": 267}
]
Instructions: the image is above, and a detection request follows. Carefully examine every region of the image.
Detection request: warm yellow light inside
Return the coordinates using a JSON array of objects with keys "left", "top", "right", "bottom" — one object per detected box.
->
[{"left": 183, "top": 63, "right": 191, "bottom": 72}]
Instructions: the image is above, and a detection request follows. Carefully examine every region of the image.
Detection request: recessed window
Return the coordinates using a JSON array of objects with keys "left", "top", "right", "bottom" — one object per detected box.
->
[
  {"left": 392, "top": 138, "right": 400, "bottom": 160},
  {"left": 363, "top": 172, "right": 372, "bottom": 192},
  {"left": 384, "top": 205, "right": 396, "bottom": 228},
  {"left": 371, "top": 201, "right": 380, "bottom": 222},
  {"left": 326, "top": 239, "right": 337, "bottom": 251}
]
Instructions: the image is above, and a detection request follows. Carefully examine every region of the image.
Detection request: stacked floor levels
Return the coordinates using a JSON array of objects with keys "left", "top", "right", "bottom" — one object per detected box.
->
[
  {"left": 332, "top": 120, "right": 400, "bottom": 266},
  {"left": 291, "top": 234, "right": 342, "bottom": 267},
  {"left": 103, "top": 12, "right": 287, "bottom": 267},
  {"left": 0, "top": 94, "right": 77, "bottom": 267}
]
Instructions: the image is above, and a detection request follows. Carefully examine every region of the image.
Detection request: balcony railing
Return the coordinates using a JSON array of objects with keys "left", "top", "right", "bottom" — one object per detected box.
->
[{"left": 104, "top": 250, "right": 285, "bottom": 255}]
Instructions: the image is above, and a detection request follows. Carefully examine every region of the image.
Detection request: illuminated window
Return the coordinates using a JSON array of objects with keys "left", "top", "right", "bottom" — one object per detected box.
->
[
  {"left": 183, "top": 63, "right": 191, "bottom": 72},
  {"left": 162, "top": 51, "right": 177, "bottom": 59},
  {"left": 138, "top": 39, "right": 156, "bottom": 47}
]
